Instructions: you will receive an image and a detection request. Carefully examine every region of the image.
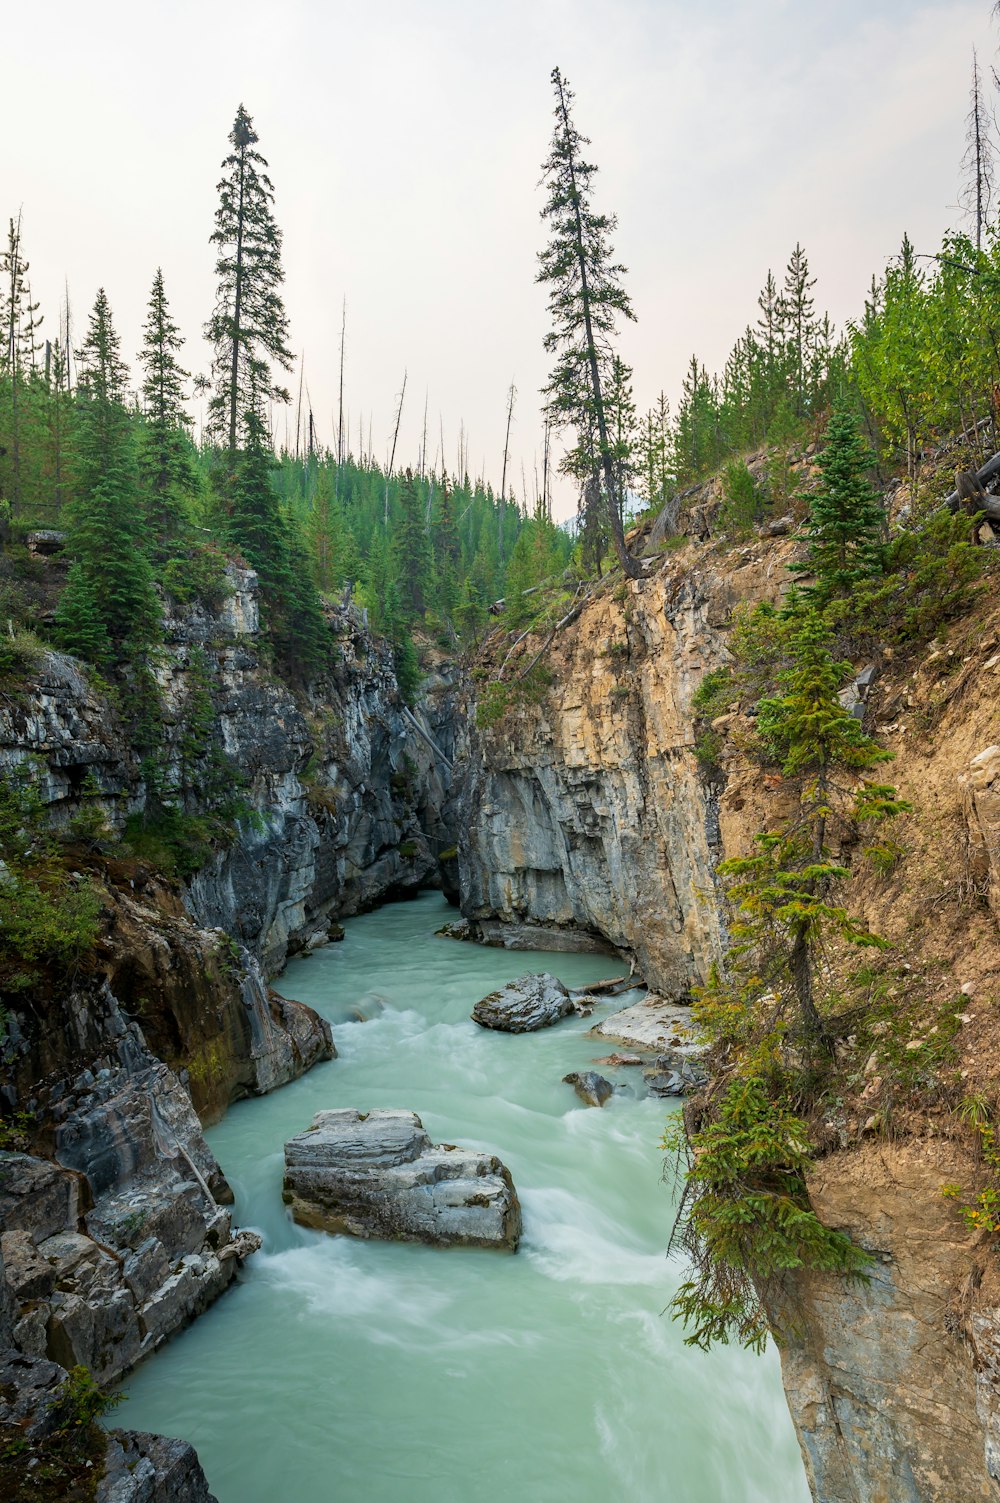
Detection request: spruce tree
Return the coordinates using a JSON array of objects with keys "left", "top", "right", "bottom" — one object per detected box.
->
[
  {"left": 138, "top": 268, "right": 199, "bottom": 548},
  {"left": 56, "top": 290, "right": 159, "bottom": 666},
  {"left": 205, "top": 105, "right": 293, "bottom": 462},
  {"left": 791, "top": 405, "right": 885, "bottom": 598},
  {"left": 537, "top": 66, "right": 639, "bottom": 579}
]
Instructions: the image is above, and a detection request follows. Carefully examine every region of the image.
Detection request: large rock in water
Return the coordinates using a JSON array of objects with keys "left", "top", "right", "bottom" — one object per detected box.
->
[
  {"left": 562, "top": 1071, "right": 613, "bottom": 1107},
  {"left": 283, "top": 1109, "right": 521, "bottom": 1250},
  {"left": 471, "top": 972, "right": 575, "bottom": 1033}
]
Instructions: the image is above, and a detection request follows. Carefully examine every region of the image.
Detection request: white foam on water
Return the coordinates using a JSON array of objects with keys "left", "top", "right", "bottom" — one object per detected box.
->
[
  {"left": 254, "top": 1241, "right": 453, "bottom": 1330},
  {"left": 521, "top": 1185, "right": 673, "bottom": 1287}
]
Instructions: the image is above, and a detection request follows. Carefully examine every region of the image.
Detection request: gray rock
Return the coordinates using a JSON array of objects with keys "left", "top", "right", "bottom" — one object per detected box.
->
[
  {"left": 283, "top": 1109, "right": 521, "bottom": 1250},
  {"left": 471, "top": 972, "right": 576, "bottom": 1033},
  {"left": 562, "top": 1071, "right": 613, "bottom": 1107},
  {"left": 643, "top": 1056, "right": 708, "bottom": 1097},
  {"left": 96, "top": 1430, "right": 220, "bottom": 1503}
]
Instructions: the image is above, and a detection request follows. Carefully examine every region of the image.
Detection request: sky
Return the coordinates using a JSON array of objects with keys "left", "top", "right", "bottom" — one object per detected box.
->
[{"left": 3, "top": 0, "right": 996, "bottom": 518}]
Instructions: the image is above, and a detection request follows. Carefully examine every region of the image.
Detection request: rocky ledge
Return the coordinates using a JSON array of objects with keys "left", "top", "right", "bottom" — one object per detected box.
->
[
  {"left": 283, "top": 1109, "right": 521, "bottom": 1250},
  {"left": 0, "top": 1351, "right": 219, "bottom": 1503},
  {"left": 471, "top": 972, "right": 582, "bottom": 1033}
]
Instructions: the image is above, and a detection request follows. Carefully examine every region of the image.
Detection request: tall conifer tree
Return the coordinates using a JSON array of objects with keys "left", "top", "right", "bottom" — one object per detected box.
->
[
  {"left": 56, "top": 290, "right": 158, "bottom": 665},
  {"left": 138, "top": 268, "right": 198, "bottom": 548},
  {"left": 537, "top": 67, "right": 639, "bottom": 579},
  {"left": 205, "top": 105, "right": 293, "bottom": 462}
]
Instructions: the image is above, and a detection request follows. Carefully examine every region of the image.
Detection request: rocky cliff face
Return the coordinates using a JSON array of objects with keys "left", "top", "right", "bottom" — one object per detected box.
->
[
  {"left": 0, "top": 564, "right": 458, "bottom": 1487},
  {"left": 460, "top": 550, "right": 787, "bottom": 994},
  {"left": 460, "top": 523, "right": 1000, "bottom": 1502}
]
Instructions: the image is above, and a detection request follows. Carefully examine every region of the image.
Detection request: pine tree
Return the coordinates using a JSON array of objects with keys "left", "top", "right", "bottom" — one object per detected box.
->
[
  {"left": 791, "top": 405, "right": 885, "bottom": 597},
  {"left": 205, "top": 104, "right": 293, "bottom": 461},
  {"left": 537, "top": 66, "right": 639, "bottom": 579},
  {"left": 138, "top": 268, "right": 199, "bottom": 548},
  {"left": 56, "top": 290, "right": 159, "bottom": 665}
]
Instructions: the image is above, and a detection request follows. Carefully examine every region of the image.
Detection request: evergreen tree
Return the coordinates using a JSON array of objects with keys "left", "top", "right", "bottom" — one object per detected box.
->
[
  {"left": 782, "top": 243, "right": 817, "bottom": 418},
  {"left": 56, "top": 290, "right": 159, "bottom": 665},
  {"left": 739, "top": 610, "right": 907, "bottom": 1038},
  {"left": 537, "top": 66, "right": 639, "bottom": 579},
  {"left": 229, "top": 410, "right": 326, "bottom": 671},
  {"left": 791, "top": 405, "right": 885, "bottom": 597},
  {"left": 431, "top": 472, "right": 461, "bottom": 615},
  {"left": 395, "top": 468, "right": 432, "bottom": 618},
  {"left": 138, "top": 268, "right": 199, "bottom": 548},
  {"left": 1, "top": 214, "right": 43, "bottom": 516},
  {"left": 205, "top": 104, "right": 293, "bottom": 461}
]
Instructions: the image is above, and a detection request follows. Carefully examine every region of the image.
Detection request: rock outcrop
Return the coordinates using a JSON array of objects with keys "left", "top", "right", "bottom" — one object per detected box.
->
[
  {"left": 459, "top": 567, "right": 739, "bottom": 995},
  {"left": 0, "top": 1350, "right": 219, "bottom": 1503},
  {"left": 283, "top": 1109, "right": 521, "bottom": 1249},
  {"left": 961, "top": 744, "right": 1000, "bottom": 921},
  {"left": 471, "top": 972, "right": 577, "bottom": 1032}
]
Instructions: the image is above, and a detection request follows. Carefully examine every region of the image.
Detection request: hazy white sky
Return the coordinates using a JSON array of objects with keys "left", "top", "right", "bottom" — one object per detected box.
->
[{"left": 4, "top": 0, "right": 994, "bottom": 516}]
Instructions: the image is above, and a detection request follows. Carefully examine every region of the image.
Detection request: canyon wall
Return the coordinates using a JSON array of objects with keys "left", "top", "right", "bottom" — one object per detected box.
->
[
  {"left": 462, "top": 521, "right": 1000, "bottom": 1503},
  {"left": 0, "top": 564, "right": 457, "bottom": 1462}
]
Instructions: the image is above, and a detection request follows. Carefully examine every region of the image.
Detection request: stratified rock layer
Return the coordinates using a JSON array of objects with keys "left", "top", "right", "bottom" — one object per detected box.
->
[
  {"left": 460, "top": 569, "right": 733, "bottom": 994},
  {"left": 283, "top": 1109, "right": 521, "bottom": 1250}
]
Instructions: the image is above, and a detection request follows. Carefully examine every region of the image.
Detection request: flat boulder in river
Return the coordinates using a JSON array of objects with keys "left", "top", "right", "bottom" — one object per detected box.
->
[
  {"left": 282, "top": 1109, "right": 521, "bottom": 1251},
  {"left": 471, "top": 972, "right": 576, "bottom": 1032}
]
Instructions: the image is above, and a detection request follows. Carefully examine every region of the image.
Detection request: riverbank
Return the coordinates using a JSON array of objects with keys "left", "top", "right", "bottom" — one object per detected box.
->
[{"left": 120, "top": 892, "right": 808, "bottom": 1503}]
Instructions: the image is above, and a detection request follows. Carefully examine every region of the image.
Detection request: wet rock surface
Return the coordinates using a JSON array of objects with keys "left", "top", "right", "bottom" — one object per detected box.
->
[
  {"left": 283, "top": 1109, "right": 521, "bottom": 1250},
  {"left": 562, "top": 1071, "right": 613, "bottom": 1107},
  {"left": 471, "top": 972, "right": 578, "bottom": 1033}
]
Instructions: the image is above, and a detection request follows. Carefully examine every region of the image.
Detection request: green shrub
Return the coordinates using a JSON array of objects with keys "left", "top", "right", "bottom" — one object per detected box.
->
[
  {"left": 827, "top": 510, "right": 987, "bottom": 647},
  {"left": 719, "top": 459, "right": 762, "bottom": 536},
  {"left": 160, "top": 545, "right": 232, "bottom": 611},
  {"left": 667, "top": 1076, "right": 871, "bottom": 1351},
  {"left": 0, "top": 766, "right": 101, "bottom": 998}
]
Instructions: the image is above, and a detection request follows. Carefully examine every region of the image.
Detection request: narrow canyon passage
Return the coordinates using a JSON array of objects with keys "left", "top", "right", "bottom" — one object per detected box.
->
[{"left": 121, "top": 893, "right": 808, "bottom": 1503}]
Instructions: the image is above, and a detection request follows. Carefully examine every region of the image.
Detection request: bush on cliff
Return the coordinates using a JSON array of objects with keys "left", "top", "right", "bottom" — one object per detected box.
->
[{"left": 0, "top": 766, "right": 101, "bottom": 1005}]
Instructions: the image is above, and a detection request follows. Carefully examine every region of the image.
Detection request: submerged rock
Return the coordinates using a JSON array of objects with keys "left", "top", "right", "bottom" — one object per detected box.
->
[
  {"left": 471, "top": 972, "right": 576, "bottom": 1033},
  {"left": 562, "top": 1071, "right": 613, "bottom": 1107},
  {"left": 283, "top": 1109, "right": 521, "bottom": 1250}
]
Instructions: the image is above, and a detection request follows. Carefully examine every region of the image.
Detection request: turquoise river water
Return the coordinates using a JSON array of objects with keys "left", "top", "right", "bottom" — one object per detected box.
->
[{"left": 121, "top": 891, "right": 810, "bottom": 1503}]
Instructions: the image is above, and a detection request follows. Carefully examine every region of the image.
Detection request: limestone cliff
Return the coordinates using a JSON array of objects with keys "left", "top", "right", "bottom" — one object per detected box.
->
[
  {"left": 459, "top": 512, "right": 1000, "bottom": 1503},
  {"left": 0, "top": 562, "right": 458, "bottom": 1474}
]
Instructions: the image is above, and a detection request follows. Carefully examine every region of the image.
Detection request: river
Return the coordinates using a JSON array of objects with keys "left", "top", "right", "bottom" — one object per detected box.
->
[{"left": 121, "top": 891, "right": 810, "bottom": 1503}]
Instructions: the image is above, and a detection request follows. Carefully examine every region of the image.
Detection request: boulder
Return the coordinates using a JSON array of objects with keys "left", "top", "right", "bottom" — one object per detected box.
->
[
  {"left": 471, "top": 972, "right": 576, "bottom": 1033},
  {"left": 562, "top": 1071, "right": 613, "bottom": 1107},
  {"left": 283, "top": 1109, "right": 521, "bottom": 1250}
]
